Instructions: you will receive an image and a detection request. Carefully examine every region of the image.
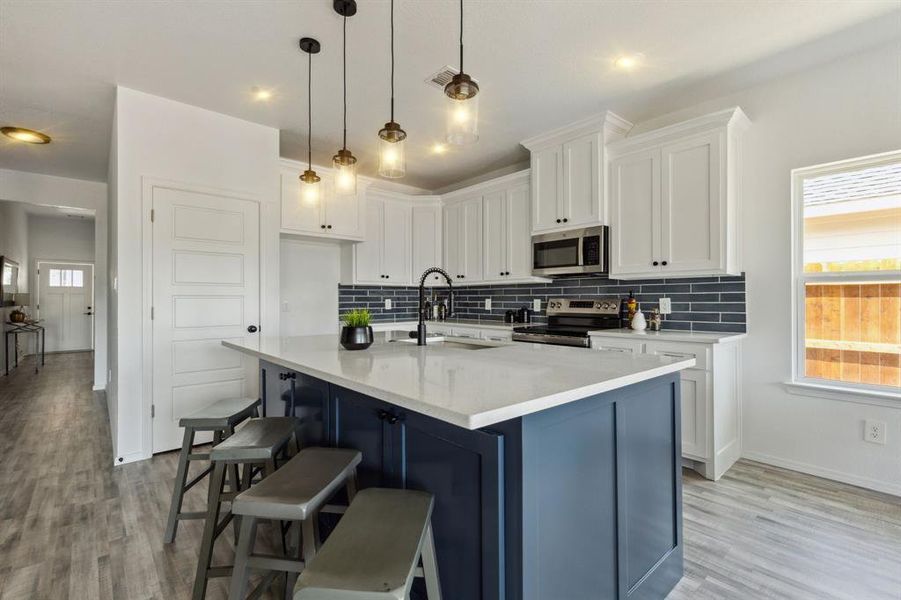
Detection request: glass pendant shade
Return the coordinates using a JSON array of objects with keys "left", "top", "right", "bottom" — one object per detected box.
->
[
  {"left": 332, "top": 149, "right": 357, "bottom": 195},
  {"left": 299, "top": 169, "right": 321, "bottom": 206},
  {"left": 378, "top": 122, "right": 407, "bottom": 178},
  {"left": 444, "top": 73, "right": 479, "bottom": 145}
]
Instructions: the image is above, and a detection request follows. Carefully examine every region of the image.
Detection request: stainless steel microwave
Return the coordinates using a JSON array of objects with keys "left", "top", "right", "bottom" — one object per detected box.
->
[{"left": 531, "top": 225, "right": 608, "bottom": 276}]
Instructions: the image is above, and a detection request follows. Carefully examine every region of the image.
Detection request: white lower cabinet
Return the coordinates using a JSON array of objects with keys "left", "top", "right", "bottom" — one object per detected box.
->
[{"left": 590, "top": 334, "right": 742, "bottom": 480}]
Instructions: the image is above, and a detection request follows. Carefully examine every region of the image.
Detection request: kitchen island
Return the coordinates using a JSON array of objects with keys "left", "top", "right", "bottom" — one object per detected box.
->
[{"left": 224, "top": 334, "right": 695, "bottom": 600}]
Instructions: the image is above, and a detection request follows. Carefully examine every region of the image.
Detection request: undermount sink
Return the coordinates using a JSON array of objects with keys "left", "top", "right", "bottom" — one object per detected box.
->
[{"left": 435, "top": 340, "right": 494, "bottom": 350}]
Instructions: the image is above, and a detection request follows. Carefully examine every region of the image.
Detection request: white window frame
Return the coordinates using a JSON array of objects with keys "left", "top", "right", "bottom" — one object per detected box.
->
[{"left": 790, "top": 149, "right": 901, "bottom": 400}]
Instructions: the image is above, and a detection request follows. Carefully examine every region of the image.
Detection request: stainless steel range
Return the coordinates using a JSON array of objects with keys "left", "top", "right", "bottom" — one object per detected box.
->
[{"left": 512, "top": 297, "right": 621, "bottom": 348}]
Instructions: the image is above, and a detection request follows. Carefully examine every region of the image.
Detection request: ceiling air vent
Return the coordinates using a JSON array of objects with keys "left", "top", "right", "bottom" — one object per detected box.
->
[{"left": 425, "top": 66, "right": 460, "bottom": 91}]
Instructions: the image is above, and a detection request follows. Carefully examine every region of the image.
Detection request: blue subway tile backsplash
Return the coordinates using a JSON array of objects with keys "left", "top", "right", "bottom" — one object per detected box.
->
[{"left": 339, "top": 273, "right": 747, "bottom": 333}]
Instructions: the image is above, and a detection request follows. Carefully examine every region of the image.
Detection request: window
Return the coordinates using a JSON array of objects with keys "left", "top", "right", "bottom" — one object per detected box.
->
[
  {"left": 48, "top": 268, "right": 85, "bottom": 288},
  {"left": 793, "top": 151, "right": 901, "bottom": 396}
]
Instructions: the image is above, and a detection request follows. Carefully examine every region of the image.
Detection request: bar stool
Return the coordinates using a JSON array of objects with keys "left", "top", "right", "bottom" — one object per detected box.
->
[
  {"left": 192, "top": 416, "right": 300, "bottom": 600},
  {"left": 164, "top": 397, "right": 261, "bottom": 543},
  {"left": 293, "top": 488, "right": 442, "bottom": 600},
  {"left": 228, "top": 447, "right": 362, "bottom": 600}
]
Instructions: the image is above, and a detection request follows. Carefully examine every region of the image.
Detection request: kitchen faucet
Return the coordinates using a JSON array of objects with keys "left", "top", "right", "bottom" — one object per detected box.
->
[{"left": 417, "top": 267, "right": 454, "bottom": 346}]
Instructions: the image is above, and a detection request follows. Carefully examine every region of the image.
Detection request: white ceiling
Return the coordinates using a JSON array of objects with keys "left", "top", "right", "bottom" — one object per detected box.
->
[{"left": 0, "top": 0, "right": 898, "bottom": 190}]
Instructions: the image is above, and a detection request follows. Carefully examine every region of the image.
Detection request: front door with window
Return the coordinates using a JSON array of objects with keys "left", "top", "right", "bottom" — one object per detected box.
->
[
  {"left": 151, "top": 185, "right": 261, "bottom": 453},
  {"left": 38, "top": 262, "right": 94, "bottom": 352}
]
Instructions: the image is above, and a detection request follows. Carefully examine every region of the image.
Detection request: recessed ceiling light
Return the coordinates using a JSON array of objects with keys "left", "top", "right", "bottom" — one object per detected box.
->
[
  {"left": 613, "top": 53, "right": 644, "bottom": 70},
  {"left": 1, "top": 126, "right": 51, "bottom": 144},
  {"left": 431, "top": 143, "right": 447, "bottom": 155},
  {"left": 251, "top": 87, "right": 273, "bottom": 101}
]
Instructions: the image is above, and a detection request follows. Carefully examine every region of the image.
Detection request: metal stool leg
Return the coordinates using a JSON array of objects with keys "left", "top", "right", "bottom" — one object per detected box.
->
[{"left": 164, "top": 426, "right": 196, "bottom": 543}]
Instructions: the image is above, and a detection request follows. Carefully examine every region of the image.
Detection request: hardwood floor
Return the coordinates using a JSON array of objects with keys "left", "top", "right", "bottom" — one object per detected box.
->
[{"left": 1, "top": 352, "right": 899, "bottom": 600}]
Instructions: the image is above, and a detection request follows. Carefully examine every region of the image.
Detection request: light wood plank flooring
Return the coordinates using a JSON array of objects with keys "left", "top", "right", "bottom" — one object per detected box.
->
[{"left": 1, "top": 352, "right": 899, "bottom": 600}]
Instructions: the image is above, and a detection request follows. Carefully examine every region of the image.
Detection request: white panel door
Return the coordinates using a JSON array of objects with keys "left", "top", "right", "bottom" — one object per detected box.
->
[
  {"left": 531, "top": 146, "right": 562, "bottom": 232},
  {"left": 355, "top": 196, "right": 384, "bottom": 284},
  {"left": 324, "top": 176, "right": 362, "bottom": 237},
  {"left": 609, "top": 148, "right": 662, "bottom": 277},
  {"left": 381, "top": 200, "right": 411, "bottom": 283},
  {"left": 482, "top": 191, "right": 507, "bottom": 282},
  {"left": 280, "top": 171, "right": 322, "bottom": 233},
  {"left": 38, "top": 262, "right": 94, "bottom": 352},
  {"left": 562, "top": 132, "right": 600, "bottom": 227},
  {"left": 506, "top": 184, "right": 533, "bottom": 279},
  {"left": 152, "top": 187, "right": 260, "bottom": 453},
  {"left": 661, "top": 132, "right": 723, "bottom": 274},
  {"left": 412, "top": 205, "right": 442, "bottom": 286},
  {"left": 443, "top": 203, "right": 462, "bottom": 279},
  {"left": 461, "top": 197, "right": 483, "bottom": 282}
]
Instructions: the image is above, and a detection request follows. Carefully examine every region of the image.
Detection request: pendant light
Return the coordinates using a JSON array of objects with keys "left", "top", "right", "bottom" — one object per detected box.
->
[
  {"left": 378, "top": 0, "right": 406, "bottom": 178},
  {"left": 333, "top": 0, "right": 358, "bottom": 195},
  {"left": 299, "top": 37, "right": 321, "bottom": 206},
  {"left": 445, "top": 0, "right": 479, "bottom": 145}
]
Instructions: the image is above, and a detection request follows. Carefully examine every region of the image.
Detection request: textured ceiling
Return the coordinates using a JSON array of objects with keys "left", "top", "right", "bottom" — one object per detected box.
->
[{"left": 0, "top": 0, "right": 898, "bottom": 190}]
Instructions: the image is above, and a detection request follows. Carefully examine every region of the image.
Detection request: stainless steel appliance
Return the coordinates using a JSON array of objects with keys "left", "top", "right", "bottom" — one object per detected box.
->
[
  {"left": 512, "top": 297, "right": 621, "bottom": 348},
  {"left": 531, "top": 225, "right": 608, "bottom": 277}
]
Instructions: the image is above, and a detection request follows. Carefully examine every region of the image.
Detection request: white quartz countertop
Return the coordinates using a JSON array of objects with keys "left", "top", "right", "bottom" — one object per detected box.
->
[
  {"left": 588, "top": 328, "right": 747, "bottom": 344},
  {"left": 223, "top": 334, "right": 694, "bottom": 430},
  {"left": 368, "top": 319, "right": 526, "bottom": 332}
]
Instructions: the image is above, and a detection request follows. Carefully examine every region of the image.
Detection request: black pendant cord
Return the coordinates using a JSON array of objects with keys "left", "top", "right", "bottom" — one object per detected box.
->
[
  {"left": 342, "top": 14, "right": 348, "bottom": 151},
  {"left": 390, "top": 0, "right": 395, "bottom": 122},
  {"left": 307, "top": 51, "right": 313, "bottom": 172},
  {"left": 459, "top": 0, "right": 464, "bottom": 74}
]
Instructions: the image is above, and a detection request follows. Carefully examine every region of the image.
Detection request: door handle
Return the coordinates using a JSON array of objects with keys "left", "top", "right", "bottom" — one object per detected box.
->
[
  {"left": 83, "top": 312, "right": 93, "bottom": 316},
  {"left": 247, "top": 325, "right": 258, "bottom": 333}
]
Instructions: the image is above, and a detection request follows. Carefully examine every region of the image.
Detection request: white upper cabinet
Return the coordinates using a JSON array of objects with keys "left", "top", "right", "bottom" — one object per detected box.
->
[
  {"left": 523, "top": 111, "right": 632, "bottom": 235},
  {"left": 279, "top": 159, "right": 366, "bottom": 241},
  {"left": 482, "top": 190, "right": 507, "bottom": 281},
  {"left": 351, "top": 191, "right": 411, "bottom": 285},
  {"left": 443, "top": 196, "right": 483, "bottom": 283},
  {"left": 411, "top": 201, "right": 443, "bottom": 287},
  {"left": 482, "top": 182, "right": 533, "bottom": 282},
  {"left": 607, "top": 107, "right": 748, "bottom": 280}
]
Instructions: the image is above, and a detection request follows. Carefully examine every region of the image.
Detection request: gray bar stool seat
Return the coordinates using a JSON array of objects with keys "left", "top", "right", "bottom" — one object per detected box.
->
[
  {"left": 192, "top": 416, "right": 300, "bottom": 600},
  {"left": 164, "top": 397, "right": 261, "bottom": 543},
  {"left": 293, "top": 488, "right": 442, "bottom": 600},
  {"left": 229, "top": 447, "right": 362, "bottom": 600}
]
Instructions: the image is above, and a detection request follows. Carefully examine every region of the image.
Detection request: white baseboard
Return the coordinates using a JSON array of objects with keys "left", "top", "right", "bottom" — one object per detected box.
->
[
  {"left": 92, "top": 384, "right": 106, "bottom": 392},
  {"left": 742, "top": 450, "right": 901, "bottom": 497},
  {"left": 113, "top": 450, "right": 150, "bottom": 466}
]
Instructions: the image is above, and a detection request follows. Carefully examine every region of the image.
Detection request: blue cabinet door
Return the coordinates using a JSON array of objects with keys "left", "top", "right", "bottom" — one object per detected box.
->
[
  {"left": 401, "top": 410, "right": 505, "bottom": 600},
  {"left": 260, "top": 361, "right": 329, "bottom": 447},
  {"left": 330, "top": 387, "right": 403, "bottom": 489}
]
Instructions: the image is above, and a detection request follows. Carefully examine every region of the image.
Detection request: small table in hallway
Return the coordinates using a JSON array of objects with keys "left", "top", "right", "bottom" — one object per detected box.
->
[{"left": 4, "top": 320, "right": 45, "bottom": 375}]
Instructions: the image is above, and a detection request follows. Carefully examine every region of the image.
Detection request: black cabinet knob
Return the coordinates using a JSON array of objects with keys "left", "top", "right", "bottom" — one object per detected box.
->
[
  {"left": 320, "top": 224, "right": 326, "bottom": 229},
  {"left": 378, "top": 409, "right": 400, "bottom": 424},
  {"left": 652, "top": 261, "right": 659, "bottom": 266},
  {"left": 279, "top": 371, "right": 296, "bottom": 381},
  {"left": 563, "top": 217, "right": 568, "bottom": 223},
  {"left": 505, "top": 271, "right": 510, "bottom": 276},
  {"left": 499, "top": 272, "right": 504, "bottom": 276},
  {"left": 385, "top": 274, "right": 390, "bottom": 279},
  {"left": 556, "top": 218, "right": 562, "bottom": 223},
  {"left": 661, "top": 261, "right": 668, "bottom": 266},
  {"left": 247, "top": 325, "right": 258, "bottom": 333},
  {"left": 327, "top": 224, "right": 332, "bottom": 229}
]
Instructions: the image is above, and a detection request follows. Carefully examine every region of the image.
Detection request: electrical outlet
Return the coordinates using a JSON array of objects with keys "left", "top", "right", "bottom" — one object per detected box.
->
[
  {"left": 281, "top": 301, "right": 290, "bottom": 313},
  {"left": 384, "top": 298, "right": 392, "bottom": 310},
  {"left": 864, "top": 419, "right": 886, "bottom": 445},
  {"left": 659, "top": 297, "right": 672, "bottom": 315},
  {"left": 533, "top": 298, "right": 541, "bottom": 312},
  {"left": 484, "top": 298, "right": 492, "bottom": 311}
]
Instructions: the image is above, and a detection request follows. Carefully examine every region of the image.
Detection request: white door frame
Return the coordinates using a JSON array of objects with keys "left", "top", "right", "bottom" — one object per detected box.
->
[
  {"left": 35, "top": 259, "right": 96, "bottom": 353},
  {"left": 141, "top": 176, "right": 270, "bottom": 460}
]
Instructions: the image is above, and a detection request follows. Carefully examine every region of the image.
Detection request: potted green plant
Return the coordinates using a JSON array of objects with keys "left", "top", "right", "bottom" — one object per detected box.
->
[{"left": 340, "top": 308, "right": 374, "bottom": 350}]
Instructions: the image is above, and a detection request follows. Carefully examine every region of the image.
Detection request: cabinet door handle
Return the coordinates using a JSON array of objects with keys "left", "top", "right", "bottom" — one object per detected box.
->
[
  {"left": 327, "top": 224, "right": 332, "bottom": 229},
  {"left": 652, "top": 261, "right": 659, "bottom": 266},
  {"left": 661, "top": 261, "right": 668, "bottom": 266},
  {"left": 505, "top": 271, "right": 510, "bottom": 276},
  {"left": 556, "top": 218, "right": 562, "bottom": 223},
  {"left": 563, "top": 217, "right": 568, "bottom": 223},
  {"left": 247, "top": 325, "right": 258, "bottom": 333},
  {"left": 320, "top": 224, "right": 326, "bottom": 229},
  {"left": 377, "top": 409, "right": 400, "bottom": 425},
  {"left": 385, "top": 274, "right": 389, "bottom": 279}
]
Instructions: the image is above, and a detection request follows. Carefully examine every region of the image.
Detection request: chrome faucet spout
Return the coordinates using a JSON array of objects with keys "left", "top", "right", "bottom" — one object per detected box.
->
[{"left": 417, "top": 267, "right": 454, "bottom": 346}]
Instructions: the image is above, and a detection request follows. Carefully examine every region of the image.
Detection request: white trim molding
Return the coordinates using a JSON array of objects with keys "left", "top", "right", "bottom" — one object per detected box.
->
[{"left": 741, "top": 452, "right": 901, "bottom": 497}]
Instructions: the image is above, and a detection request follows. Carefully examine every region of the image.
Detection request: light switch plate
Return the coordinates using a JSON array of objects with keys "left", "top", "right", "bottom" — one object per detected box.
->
[
  {"left": 384, "top": 298, "right": 392, "bottom": 310},
  {"left": 533, "top": 298, "right": 541, "bottom": 312},
  {"left": 484, "top": 298, "right": 492, "bottom": 311},
  {"left": 659, "top": 297, "right": 672, "bottom": 315}
]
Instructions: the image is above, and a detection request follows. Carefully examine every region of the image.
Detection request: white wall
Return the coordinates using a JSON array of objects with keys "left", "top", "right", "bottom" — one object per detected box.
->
[
  {"left": 626, "top": 41, "right": 901, "bottom": 494},
  {"left": 0, "top": 200, "right": 29, "bottom": 370},
  {"left": 0, "top": 169, "right": 108, "bottom": 389},
  {"left": 109, "top": 86, "right": 280, "bottom": 464},
  {"left": 279, "top": 238, "right": 341, "bottom": 336},
  {"left": 28, "top": 214, "right": 95, "bottom": 268}
]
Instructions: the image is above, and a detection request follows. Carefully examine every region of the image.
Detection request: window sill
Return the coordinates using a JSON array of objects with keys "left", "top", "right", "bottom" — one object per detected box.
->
[{"left": 783, "top": 381, "right": 901, "bottom": 408}]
